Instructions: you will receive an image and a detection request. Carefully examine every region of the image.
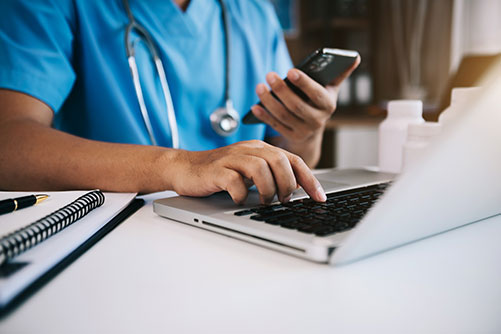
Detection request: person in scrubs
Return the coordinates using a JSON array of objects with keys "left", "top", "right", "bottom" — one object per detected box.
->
[{"left": 0, "top": 0, "right": 358, "bottom": 204}]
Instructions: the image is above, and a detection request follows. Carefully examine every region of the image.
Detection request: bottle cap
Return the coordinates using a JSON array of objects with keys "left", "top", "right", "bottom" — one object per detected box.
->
[
  {"left": 387, "top": 100, "right": 423, "bottom": 118},
  {"left": 408, "top": 122, "right": 442, "bottom": 137}
]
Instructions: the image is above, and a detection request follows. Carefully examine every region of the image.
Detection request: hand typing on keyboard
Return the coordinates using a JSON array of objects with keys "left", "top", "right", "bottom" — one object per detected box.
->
[{"left": 169, "top": 140, "right": 326, "bottom": 205}]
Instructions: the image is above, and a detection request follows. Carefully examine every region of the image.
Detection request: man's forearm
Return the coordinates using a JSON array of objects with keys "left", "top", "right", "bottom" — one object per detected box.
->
[
  {"left": 0, "top": 120, "right": 327, "bottom": 204},
  {"left": 0, "top": 119, "right": 175, "bottom": 193}
]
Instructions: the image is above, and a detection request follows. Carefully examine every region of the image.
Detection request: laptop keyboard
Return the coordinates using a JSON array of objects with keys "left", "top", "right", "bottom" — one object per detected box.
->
[{"left": 234, "top": 183, "right": 390, "bottom": 237}]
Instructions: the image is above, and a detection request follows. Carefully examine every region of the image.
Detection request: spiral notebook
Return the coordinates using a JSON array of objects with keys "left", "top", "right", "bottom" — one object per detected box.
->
[
  {"left": 0, "top": 191, "right": 106, "bottom": 266},
  {"left": 0, "top": 190, "right": 141, "bottom": 314}
]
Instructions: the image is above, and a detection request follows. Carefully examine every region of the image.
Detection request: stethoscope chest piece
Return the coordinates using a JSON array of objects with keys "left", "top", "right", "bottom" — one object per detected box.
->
[{"left": 210, "top": 100, "right": 240, "bottom": 136}]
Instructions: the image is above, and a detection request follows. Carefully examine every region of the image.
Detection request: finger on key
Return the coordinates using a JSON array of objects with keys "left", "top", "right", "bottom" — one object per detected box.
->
[
  {"left": 247, "top": 145, "right": 297, "bottom": 203},
  {"left": 284, "top": 151, "right": 326, "bottom": 202},
  {"left": 225, "top": 155, "right": 277, "bottom": 204},
  {"left": 216, "top": 169, "right": 249, "bottom": 205}
]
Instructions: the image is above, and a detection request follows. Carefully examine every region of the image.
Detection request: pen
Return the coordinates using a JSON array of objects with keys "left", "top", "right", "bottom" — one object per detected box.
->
[{"left": 0, "top": 194, "right": 49, "bottom": 215}]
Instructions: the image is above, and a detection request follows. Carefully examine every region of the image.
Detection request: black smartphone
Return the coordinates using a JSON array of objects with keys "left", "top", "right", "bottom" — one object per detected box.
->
[{"left": 242, "top": 48, "right": 360, "bottom": 124}]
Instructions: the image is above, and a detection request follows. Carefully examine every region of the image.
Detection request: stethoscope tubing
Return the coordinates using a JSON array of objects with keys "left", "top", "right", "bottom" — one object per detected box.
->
[
  {"left": 122, "top": 0, "right": 237, "bottom": 148},
  {"left": 123, "top": 1, "right": 180, "bottom": 148}
]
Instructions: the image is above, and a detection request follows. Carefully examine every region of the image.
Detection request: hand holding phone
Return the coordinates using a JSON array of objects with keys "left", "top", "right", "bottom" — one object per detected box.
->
[{"left": 243, "top": 48, "right": 360, "bottom": 124}]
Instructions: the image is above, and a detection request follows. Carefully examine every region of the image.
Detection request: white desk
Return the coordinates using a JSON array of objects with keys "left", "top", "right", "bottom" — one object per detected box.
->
[{"left": 1, "top": 192, "right": 501, "bottom": 333}]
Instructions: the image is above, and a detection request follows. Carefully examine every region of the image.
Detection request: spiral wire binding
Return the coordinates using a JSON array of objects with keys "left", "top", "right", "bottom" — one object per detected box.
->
[{"left": 0, "top": 190, "right": 105, "bottom": 265}]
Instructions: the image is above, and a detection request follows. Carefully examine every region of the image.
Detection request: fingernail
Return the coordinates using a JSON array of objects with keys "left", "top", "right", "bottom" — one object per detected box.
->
[
  {"left": 252, "top": 106, "right": 262, "bottom": 116},
  {"left": 316, "top": 185, "right": 327, "bottom": 202},
  {"left": 256, "top": 84, "right": 266, "bottom": 95},
  {"left": 288, "top": 69, "right": 300, "bottom": 82},
  {"left": 266, "top": 73, "right": 277, "bottom": 85}
]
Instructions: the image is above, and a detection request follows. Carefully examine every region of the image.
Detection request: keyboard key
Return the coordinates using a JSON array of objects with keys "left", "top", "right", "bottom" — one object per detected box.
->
[
  {"left": 263, "top": 218, "right": 281, "bottom": 225},
  {"left": 294, "top": 223, "right": 311, "bottom": 230},
  {"left": 270, "top": 212, "right": 295, "bottom": 220},
  {"left": 313, "top": 226, "right": 336, "bottom": 237},
  {"left": 333, "top": 222, "right": 352, "bottom": 232},
  {"left": 280, "top": 220, "right": 300, "bottom": 229},
  {"left": 349, "top": 218, "right": 361, "bottom": 225},
  {"left": 234, "top": 209, "right": 253, "bottom": 216},
  {"left": 299, "top": 217, "right": 324, "bottom": 226},
  {"left": 297, "top": 225, "right": 319, "bottom": 234},
  {"left": 250, "top": 215, "right": 267, "bottom": 221},
  {"left": 284, "top": 200, "right": 304, "bottom": 207},
  {"left": 251, "top": 207, "right": 268, "bottom": 214},
  {"left": 322, "top": 219, "right": 338, "bottom": 226},
  {"left": 312, "top": 208, "right": 329, "bottom": 214},
  {"left": 339, "top": 213, "right": 351, "bottom": 221},
  {"left": 352, "top": 210, "right": 364, "bottom": 216}
]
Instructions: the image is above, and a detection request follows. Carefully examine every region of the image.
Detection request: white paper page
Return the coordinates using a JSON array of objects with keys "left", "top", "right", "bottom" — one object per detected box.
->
[{"left": 0, "top": 191, "right": 137, "bottom": 307}]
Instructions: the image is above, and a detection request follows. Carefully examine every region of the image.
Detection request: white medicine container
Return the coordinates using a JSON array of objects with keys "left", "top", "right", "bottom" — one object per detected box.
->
[{"left": 378, "top": 100, "right": 424, "bottom": 173}]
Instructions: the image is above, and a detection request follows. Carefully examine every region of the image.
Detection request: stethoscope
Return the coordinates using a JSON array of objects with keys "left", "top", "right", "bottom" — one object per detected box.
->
[{"left": 122, "top": 0, "right": 240, "bottom": 148}]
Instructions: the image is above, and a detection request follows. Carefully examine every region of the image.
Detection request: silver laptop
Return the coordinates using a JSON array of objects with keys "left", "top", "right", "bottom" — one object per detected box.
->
[{"left": 154, "top": 64, "right": 501, "bottom": 265}]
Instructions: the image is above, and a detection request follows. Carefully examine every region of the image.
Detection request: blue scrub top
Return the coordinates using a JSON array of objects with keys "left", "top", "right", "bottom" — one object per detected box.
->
[{"left": 0, "top": 0, "right": 292, "bottom": 150}]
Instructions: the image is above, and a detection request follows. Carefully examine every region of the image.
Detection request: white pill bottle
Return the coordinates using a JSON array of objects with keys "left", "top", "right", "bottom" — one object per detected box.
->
[
  {"left": 402, "top": 122, "right": 442, "bottom": 170},
  {"left": 378, "top": 100, "right": 424, "bottom": 173}
]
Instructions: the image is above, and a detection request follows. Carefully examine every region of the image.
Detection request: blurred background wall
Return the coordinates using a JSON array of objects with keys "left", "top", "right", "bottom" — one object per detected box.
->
[{"left": 451, "top": 0, "right": 501, "bottom": 70}]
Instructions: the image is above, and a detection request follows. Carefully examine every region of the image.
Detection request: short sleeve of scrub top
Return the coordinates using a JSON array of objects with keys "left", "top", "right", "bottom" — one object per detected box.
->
[
  {"left": 0, "top": 0, "right": 76, "bottom": 111},
  {"left": 0, "top": 0, "right": 293, "bottom": 150}
]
